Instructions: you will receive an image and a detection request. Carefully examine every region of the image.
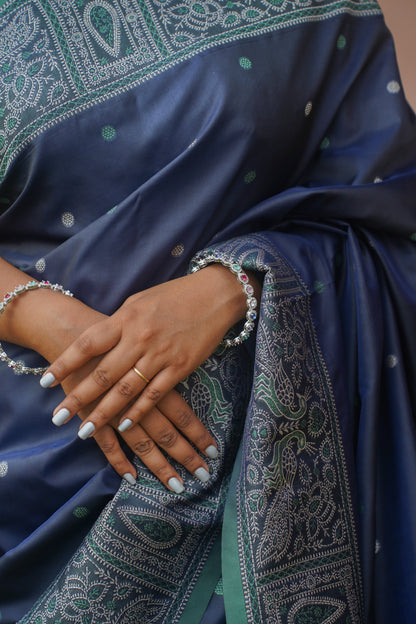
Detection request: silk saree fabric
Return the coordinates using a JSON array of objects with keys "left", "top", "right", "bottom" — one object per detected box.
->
[{"left": 0, "top": 0, "right": 415, "bottom": 622}]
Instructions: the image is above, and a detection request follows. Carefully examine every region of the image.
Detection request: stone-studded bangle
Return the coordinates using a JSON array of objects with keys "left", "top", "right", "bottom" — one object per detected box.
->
[
  {"left": 190, "top": 252, "right": 258, "bottom": 347},
  {"left": 0, "top": 280, "right": 74, "bottom": 375}
]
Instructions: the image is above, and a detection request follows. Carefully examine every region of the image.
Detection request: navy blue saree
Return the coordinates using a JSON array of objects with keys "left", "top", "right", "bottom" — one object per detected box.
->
[{"left": 0, "top": 0, "right": 415, "bottom": 622}]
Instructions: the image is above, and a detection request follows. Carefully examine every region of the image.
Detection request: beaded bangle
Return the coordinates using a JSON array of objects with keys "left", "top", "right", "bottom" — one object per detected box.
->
[
  {"left": 0, "top": 280, "right": 73, "bottom": 375},
  {"left": 190, "top": 252, "right": 258, "bottom": 347}
]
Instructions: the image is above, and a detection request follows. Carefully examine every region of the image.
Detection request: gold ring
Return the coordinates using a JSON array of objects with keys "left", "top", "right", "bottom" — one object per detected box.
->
[{"left": 132, "top": 366, "right": 150, "bottom": 384}]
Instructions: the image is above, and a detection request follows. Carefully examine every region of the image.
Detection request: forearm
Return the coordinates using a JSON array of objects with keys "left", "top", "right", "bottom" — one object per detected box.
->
[{"left": 0, "top": 257, "right": 103, "bottom": 362}]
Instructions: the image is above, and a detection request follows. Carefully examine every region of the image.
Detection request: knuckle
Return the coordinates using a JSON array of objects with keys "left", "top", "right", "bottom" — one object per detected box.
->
[
  {"left": 110, "top": 457, "right": 127, "bottom": 472},
  {"left": 144, "top": 387, "right": 162, "bottom": 403},
  {"left": 174, "top": 408, "right": 193, "bottom": 429},
  {"left": 92, "top": 406, "right": 109, "bottom": 424},
  {"left": 52, "top": 359, "right": 66, "bottom": 378},
  {"left": 157, "top": 429, "right": 178, "bottom": 449},
  {"left": 99, "top": 438, "right": 118, "bottom": 454},
  {"left": 77, "top": 333, "right": 94, "bottom": 355},
  {"left": 117, "top": 380, "right": 135, "bottom": 399},
  {"left": 69, "top": 393, "right": 84, "bottom": 411},
  {"left": 139, "top": 325, "right": 154, "bottom": 344},
  {"left": 92, "top": 368, "right": 112, "bottom": 389},
  {"left": 194, "top": 432, "right": 212, "bottom": 448},
  {"left": 181, "top": 454, "right": 196, "bottom": 468},
  {"left": 133, "top": 439, "right": 155, "bottom": 456},
  {"left": 154, "top": 464, "right": 172, "bottom": 480},
  {"left": 175, "top": 353, "right": 188, "bottom": 369}
]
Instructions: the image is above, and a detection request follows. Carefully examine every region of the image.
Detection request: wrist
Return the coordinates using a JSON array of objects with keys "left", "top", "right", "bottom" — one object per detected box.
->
[
  {"left": 1, "top": 287, "right": 104, "bottom": 362},
  {"left": 191, "top": 261, "right": 261, "bottom": 341}
]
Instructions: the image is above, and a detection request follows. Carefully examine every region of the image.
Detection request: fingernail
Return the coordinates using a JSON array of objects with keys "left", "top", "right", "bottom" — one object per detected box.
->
[
  {"left": 40, "top": 372, "right": 55, "bottom": 388},
  {"left": 205, "top": 445, "right": 218, "bottom": 459},
  {"left": 78, "top": 422, "right": 95, "bottom": 440},
  {"left": 194, "top": 467, "right": 210, "bottom": 483},
  {"left": 118, "top": 418, "right": 133, "bottom": 433},
  {"left": 168, "top": 477, "right": 185, "bottom": 494},
  {"left": 123, "top": 473, "right": 136, "bottom": 486},
  {"left": 52, "top": 408, "right": 71, "bottom": 427}
]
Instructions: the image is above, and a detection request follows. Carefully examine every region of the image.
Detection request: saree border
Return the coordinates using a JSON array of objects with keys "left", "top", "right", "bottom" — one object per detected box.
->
[{"left": 0, "top": 0, "right": 381, "bottom": 180}]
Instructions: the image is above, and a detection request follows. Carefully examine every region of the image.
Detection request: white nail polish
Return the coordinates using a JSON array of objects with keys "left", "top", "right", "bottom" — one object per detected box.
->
[
  {"left": 123, "top": 473, "right": 136, "bottom": 486},
  {"left": 118, "top": 418, "right": 133, "bottom": 433},
  {"left": 40, "top": 372, "right": 55, "bottom": 388},
  {"left": 52, "top": 408, "right": 71, "bottom": 427},
  {"left": 168, "top": 477, "right": 185, "bottom": 494},
  {"left": 205, "top": 445, "right": 218, "bottom": 459},
  {"left": 78, "top": 422, "right": 95, "bottom": 440},
  {"left": 194, "top": 467, "right": 210, "bottom": 483}
]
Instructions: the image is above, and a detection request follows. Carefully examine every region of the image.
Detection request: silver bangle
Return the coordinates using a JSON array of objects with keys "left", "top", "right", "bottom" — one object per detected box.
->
[
  {"left": 0, "top": 280, "right": 73, "bottom": 375},
  {"left": 190, "top": 252, "right": 258, "bottom": 347}
]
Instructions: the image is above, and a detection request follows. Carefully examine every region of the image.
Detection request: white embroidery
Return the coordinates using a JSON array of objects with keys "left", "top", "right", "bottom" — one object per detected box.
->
[
  {"left": 61, "top": 212, "right": 75, "bottom": 228},
  {"left": 304, "top": 101, "right": 312, "bottom": 117},
  {"left": 35, "top": 257, "right": 46, "bottom": 272},
  {"left": 385, "top": 354, "right": 398, "bottom": 368},
  {"left": 0, "top": 460, "right": 8, "bottom": 477},
  {"left": 386, "top": 80, "right": 400, "bottom": 94}
]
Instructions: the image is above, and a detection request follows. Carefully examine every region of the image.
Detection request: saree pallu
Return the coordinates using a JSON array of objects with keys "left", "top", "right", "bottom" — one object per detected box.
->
[{"left": 0, "top": 1, "right": 415, "bottom": 622}]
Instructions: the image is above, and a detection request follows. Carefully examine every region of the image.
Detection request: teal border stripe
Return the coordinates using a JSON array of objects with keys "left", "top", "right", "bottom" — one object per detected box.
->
[
  {"left": 136, "top": 0, "right": 170, "bottom": 57},
  {"left": 222, "top": 444, "right": 248, "bottom": 624}
]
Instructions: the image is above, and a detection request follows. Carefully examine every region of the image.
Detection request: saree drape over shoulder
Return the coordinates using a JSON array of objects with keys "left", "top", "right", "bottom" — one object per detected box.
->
[{"left": 0, "top": 1, "right": 415, "bottom": 622}]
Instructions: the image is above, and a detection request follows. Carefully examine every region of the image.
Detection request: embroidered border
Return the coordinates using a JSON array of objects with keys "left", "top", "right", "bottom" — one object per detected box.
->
[
  {"left": 0, "top": 0, "right": 381, "bottom": 180},
  {"left": 208, "top": 234, "right": 363, "bottom": 623}
]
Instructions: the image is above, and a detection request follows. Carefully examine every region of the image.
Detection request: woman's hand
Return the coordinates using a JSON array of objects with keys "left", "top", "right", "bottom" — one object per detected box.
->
[
  {"left": 0, "top": 257, "right": 219, "bottom": 491},
  {"left": 43, "top": 265, "right": 256, "bottom": 443},
  {"left": 61, "top": 360, "right": 216, "bottom": 493},
  {"left": 40, "top": 289, "right": 220, "bottom": 493}
]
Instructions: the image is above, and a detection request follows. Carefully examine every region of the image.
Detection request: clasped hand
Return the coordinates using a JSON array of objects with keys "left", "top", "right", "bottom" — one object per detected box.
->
[{"left": 42, "top": 267, "right": 247, "bottom": 492}]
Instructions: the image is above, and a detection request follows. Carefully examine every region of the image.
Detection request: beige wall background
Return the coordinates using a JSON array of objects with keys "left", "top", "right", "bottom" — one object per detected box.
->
[{"left": 378, "top": 0, "right": 416, "bottom": 111}]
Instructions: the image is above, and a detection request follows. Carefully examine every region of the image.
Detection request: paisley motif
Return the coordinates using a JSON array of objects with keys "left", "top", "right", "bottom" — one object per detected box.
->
[{"left": 84, "top": 1, "right": 121, "bottom": 57}]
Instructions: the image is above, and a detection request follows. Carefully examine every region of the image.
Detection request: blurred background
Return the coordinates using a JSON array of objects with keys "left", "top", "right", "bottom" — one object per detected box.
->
[{"left": 378, "top": 0, "right": 416, "bottom": 111}]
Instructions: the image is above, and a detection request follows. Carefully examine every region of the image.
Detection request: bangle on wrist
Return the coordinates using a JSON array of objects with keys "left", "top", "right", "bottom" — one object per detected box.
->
[
  {"left": 0, "top": 280, "right": 73, "bottom": 375},
  {"left": 190, "top": 252, "right": 258, "bottom": 347}
]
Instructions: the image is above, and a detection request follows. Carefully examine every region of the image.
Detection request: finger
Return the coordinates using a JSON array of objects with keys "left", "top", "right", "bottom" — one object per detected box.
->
[
  {"left": 40, "top": 319, "right": 121, "bottom": 388},
  {"left": 157, "top": 391, "right": 218, "bottom": 459},
  {"left": 93, "top": 425, "right": 137, "bottom": 485},
  {"left": 121, "top": 422, "right": 185, "bottom": 494},
  {"left": 51, "top": 351, "right": 148, "bottom": 431},
  {"left": 140, "top": 407, "right": 211, "bottom": 483},
  {"left": 117, "top": 367, "right": 182, "bottom": 432}
]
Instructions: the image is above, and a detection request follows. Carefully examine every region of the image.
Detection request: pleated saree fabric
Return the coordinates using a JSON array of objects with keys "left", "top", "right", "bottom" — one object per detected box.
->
[{"left": 0, "top": 0, "right": 415, "bottom": 622}]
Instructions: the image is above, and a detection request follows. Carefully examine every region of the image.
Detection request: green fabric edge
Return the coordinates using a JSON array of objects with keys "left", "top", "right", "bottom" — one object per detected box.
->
[
  {"left": 178, "top": 532, "right": 222, "bottom": 624},
  {"left": 222, "top": 443, "right": 248, "bottom": 624}
]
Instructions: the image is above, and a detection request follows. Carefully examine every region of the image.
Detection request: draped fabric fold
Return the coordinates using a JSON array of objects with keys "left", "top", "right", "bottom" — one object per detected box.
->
[{"left": 0, "top": 1, "right": 415, "bottom": 622}]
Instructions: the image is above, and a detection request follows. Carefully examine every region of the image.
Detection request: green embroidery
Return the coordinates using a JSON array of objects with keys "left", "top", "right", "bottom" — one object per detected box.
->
[
  {"left": 239, "top": 56, "right": 252, "bottom": 70},
  {"left": 101, "top": 124, "right": 116, "bottom": 141},
  {"left": 337, "top": 34, "right": 347, "bottom": 49},
  {"left": 73, "top": 506, "right": 89, "bottom": 519},
  {"left": 0, "top": 0, "right": 381, "bottom": 180},
  {"left": 320, "top": 136, "right": 330, "bottom": 150},
  {"left": 244, "top": 170, "right": 256, "bottom": 184},
  {"left": 314, "top": 280, "right": 325, "bottom": 293},
  {"left": 214, "top": 576, "right": 224, "bottom": 595},
  {"left": 127, "top": 514, "right": 177, "bottom": 543}
]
